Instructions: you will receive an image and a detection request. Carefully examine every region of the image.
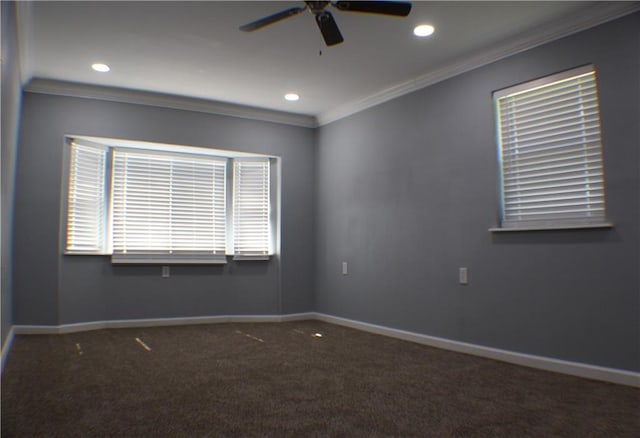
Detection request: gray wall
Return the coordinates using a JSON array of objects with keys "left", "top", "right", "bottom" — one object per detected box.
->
[
  {"left": 315, "top": 13, "right": 640, "bottom": 372},
  {"left": 13, "top": 94, "right": 315, "bottom": 325},
  {"left": 9, "top": 11, "right": 639, "bottom": 374},
  {"left": 1, "top": 0, "right": 22, "bottom": 347}
]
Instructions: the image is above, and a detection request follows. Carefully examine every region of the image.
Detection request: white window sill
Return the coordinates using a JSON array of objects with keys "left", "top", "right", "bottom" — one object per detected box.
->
[
  {"left": 489, "top": 222, "right": 613, "bottom": 232},
  {"left": 64, "top": 253, "right": 273, "bottom": 263},
  {"left": 111, "top": 255, "right": 227, "bottom": 264},
  {"left": 232, "top": 255, "right": 271, "bottom": 261},
  {"left": 64, "top": 250, "right": 111, "bottom": 256}
]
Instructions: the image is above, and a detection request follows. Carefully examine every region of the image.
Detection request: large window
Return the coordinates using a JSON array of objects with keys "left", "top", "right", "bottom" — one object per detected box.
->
[
  {"left": 493, "top": 65, "right": 611, "bottom": 230},
  {"left": 65, "top": 137, "right": 276, "bottom": 263}
]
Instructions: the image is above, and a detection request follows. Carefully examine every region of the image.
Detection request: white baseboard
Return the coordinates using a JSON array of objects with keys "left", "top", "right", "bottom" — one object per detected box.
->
[
  {"left": 8, "top": 312, "right": 639, "bottom": 387},
  {"left": 314, "top": 313, "right": 640, "bottom": 388},
  {"left": 279, "top": 312, "right": 316, "bottom": 322},
  {"left": 12, "top": 312, "right": 316, "bottom": 335},
  {"left": 1, "top": 326, "right": 16, "bottom": 374}
]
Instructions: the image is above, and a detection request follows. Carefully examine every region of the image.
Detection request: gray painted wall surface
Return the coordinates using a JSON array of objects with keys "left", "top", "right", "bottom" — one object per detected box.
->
[
  {"left": 315, "top": 13, "right": 639, "bottom": 372},
  {"left": 1, "top": 1, "right": 22, "bottom": 346},
  {"left": 14, "top": 94, "right": 315, "bottom": 325},
  {"left": 9, "top": 11, "right": 639, "bottom": 374}
]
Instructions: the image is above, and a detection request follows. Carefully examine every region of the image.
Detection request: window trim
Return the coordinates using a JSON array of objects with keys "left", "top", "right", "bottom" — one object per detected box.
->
[
  {"left": 489, "top": 222, "right": 612, "bottom": 233},
  {"left": 231, "top": 157, "right": 272, "bottom": 260},
  {"left": 64, "top": 139, "right": 110, "bottom": 255},
  {"left": 491, "top": 64, "right": 613, "bottom": 232},
  {"left": 110, "top": 147, "right": 229, "bottom": 264}
]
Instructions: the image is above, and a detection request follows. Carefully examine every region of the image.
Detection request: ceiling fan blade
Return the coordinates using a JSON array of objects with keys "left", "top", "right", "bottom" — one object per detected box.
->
[
  {"left": 239, "top": 6, "right": 307, "bottom": 32},
  {"left": 333, "top": 1, "right": 411, "bottom": 17},
  {"left": 315, "top": 11, "right": 344, "bottom": 46}
]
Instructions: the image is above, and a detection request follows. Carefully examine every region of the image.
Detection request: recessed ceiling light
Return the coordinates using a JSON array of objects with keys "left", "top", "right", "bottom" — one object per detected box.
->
[
  {"left": 414, "top": 24, "right": 435, "bottom": 38},
  {"left": 91, "top": 63, "right": 110, "bottom": 73},
  {"left": 284, "top": 93, "right": 300, "bottom": 102}
]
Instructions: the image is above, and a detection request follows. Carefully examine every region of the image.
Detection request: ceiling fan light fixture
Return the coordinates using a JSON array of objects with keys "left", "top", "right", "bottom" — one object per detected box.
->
[
  {"left": 414, "top": 24, "right": 435, "bottom": 37},
  {"left": 91, "top": 63, "right": 111, "bottom": 72},
  {"left": 240, "top": 1, "right": 412, "bottom": 47},
  {"left": 284, "top": 93, "right": 300, "bottom": 101}
]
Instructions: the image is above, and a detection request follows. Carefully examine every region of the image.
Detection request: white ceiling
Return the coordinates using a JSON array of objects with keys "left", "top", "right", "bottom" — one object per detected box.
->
[{"left": 16, "top": 1, "right": 639, "bottom": 125}]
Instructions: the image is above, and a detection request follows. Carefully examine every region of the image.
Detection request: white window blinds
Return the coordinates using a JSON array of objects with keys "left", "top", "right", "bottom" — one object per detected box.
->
[
  {"left": 495, "top": 65, "right": 608, "bottom": 229},
  {"left": 233, "top": 159, "right": 271, "bottom": 258},
  {"left": 111, "top": 149, "right": 227, "bottom": 262},
  {"left": 66, "top": 142, "right": 108, "bottom": 253}
]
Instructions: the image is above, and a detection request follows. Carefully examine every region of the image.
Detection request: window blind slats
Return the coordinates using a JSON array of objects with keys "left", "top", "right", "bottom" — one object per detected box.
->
[
  {"left": 495, "top": 68, "right": 607, "bottom": 228},
  {"left": 501, "top": 97, "right": 598, "bottom": 123},
  {"left": 504, "top": 152, "right": 603, "bottom": 174},
  {"left": 66, "top": 143, "right": 108, "bottom": 253},
  {"left": 502, "top": 135, "right": 601, "bottom": 158},
  {"left": 500, "top": 125, "right": 601, "bottom": 150},
  {"left": 504, "top": 180, "right": 603, "bottom": 193},
  {"left": 501, "top": 89, "right": 597, "bottom": 122},
  {"left": 504, "top": 79, "right": 595, "bottom": 106},
  {"left": 505, "top": 187, "right": 604, "bottom": 201},
  {"left": 501, "top": 116, "right": 600, "bottom": 145},
  {"left": 233, "top": 159, "right": 270, "bottom": 257},
  {"left": 502, "top": 143, "right": 601, "bottom": 164},
  {"left": 504, "top": 165, "right": 603, "bottom": 184},
  {"left": 505, "top": 192, "right": 605, "bottom": 207},
  {"left": 501, "top": 100, "right": 599, "bottom": 129},
  {"left": 112, "top": 150, "right": 227, "bottom": 260}
]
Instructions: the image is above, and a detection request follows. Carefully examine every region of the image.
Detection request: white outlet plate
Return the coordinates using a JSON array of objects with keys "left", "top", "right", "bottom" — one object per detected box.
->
[
  {"left": 459, "top": 267, "right": 468, "bottom": 285},
  {"left": 162, "top": 266, "right": 170, "bottom": 278},
  {"left": 342, "top": 262, "right": 348, "bottom": 275}
]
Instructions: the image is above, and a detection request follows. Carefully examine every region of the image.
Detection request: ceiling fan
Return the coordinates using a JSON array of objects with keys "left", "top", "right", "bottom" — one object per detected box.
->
[{"left": 239, "top": 1, "right": 412, "bottom": 47}]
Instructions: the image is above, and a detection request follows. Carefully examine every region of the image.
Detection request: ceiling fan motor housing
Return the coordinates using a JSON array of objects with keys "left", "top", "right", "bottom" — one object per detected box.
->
[{"left": 306, "top": 1, "right": 331, "bottom": 15}]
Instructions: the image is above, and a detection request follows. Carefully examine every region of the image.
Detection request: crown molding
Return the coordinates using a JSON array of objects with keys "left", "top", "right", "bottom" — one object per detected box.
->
[
  {"left": 24, "top": 79, "right": 318, "bottom": 128},
  {"left": 317, "top": 2, "right": 640, "bottom": 126},
  {"left": 20, "top": 3, "right": 639, "bottom": 129}
]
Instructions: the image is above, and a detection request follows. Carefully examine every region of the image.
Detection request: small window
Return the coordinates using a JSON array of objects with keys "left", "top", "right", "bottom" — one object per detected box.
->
[
  {"left": 493, "top": 65, "right": 611, "bottom": 230},
  {"left": 66, "top": 141, "right": 108, "bottom": 253},
  {"left": 232, "top": 159, "right": 271, "bottom": 259}
]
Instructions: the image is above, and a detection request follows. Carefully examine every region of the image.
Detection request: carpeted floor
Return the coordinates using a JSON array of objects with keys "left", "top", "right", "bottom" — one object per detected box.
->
[{"left": 2, "top": 320, "right": 638, "bottom": 437}]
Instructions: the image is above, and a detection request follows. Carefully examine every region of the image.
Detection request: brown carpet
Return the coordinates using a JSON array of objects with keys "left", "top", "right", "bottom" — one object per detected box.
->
[{"left": 1, "top": 320, "right": 638, "bottom": 437}]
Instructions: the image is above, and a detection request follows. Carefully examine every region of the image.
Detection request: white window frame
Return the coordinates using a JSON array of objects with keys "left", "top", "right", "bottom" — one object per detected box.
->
[
  {"left": 491, "top": 65, "right": 612, "bottom": 232},
  {"left": 232, "top": 158, "right": 272, "bottom": 260},
  {"left": 65, "top": 139, "right": 110, "bottom": 254},
  {"left": 110, "top": 148, "right": 228, "bottom": 264},
  {"left": 63, "top": 136, "right": 278, "bottom": 263}
]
